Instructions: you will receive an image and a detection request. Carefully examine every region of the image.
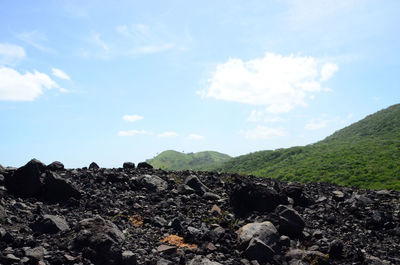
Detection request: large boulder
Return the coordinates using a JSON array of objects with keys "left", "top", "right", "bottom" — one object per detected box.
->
[
  {"left": 185, "top": 175, "right": 210, "bottom": 195},
  {"left": 138, "top": 174, "right": 168, "bottom": 192},
  {"left": 123, "top": 162, "right": 135, "bottom": 169},
  {"left": 43, "top": 171, "right": 81, "bottom": 203},
  {"left": 237, "top": 221, "right": 280, "bottom": 250},
  {"left": 230, "top": 178, "right": 288, "bottom": 217},
  {"left": 89, "top": 162, "right": 100, "bottom": 170},
  {"left": 5, "top": 159, "right": 46, "bottom": 197},
  {"left": 137, "top": 162, "right": 153, "bottom": 169},
  {"left": 47, "top": 161, "right": 65, "bottom": 171},
  {"left": 72, "top": 215, "right": 125, "bottom": 265},
  {"left": 278, "top": 206, "right": 305, "bottom": 238}
]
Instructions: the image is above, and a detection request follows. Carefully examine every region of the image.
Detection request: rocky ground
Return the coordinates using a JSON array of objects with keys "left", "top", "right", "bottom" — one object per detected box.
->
[{"left": 0, "top": 159, "right": 399, "bottom": 265}]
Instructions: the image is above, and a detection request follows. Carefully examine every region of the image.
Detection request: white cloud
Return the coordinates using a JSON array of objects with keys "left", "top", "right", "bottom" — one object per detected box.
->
[
  {"left": 90, "top": 32, "right": 109, "bottom": 51},
  {"left": 0, "top": 67, "right": 60, "bottom": 101},
  {"left": 320, "top": 63, "right": 338, "bottom": 81},
  {"left": 52, "top": 68, "right": 71, "bottom": 80},
  {"left": 247, "top": 109, "right": 284, "bottom": 123},
  {"left": 122, "top": 115, "right": 144, "bottom": 122},
  {"left": 187, "top": 134, "right": 204, "bottom": 140},
  {"left": 0, "top": 43, "right": 26, "bottom": 65},
  {"left": 158, "top": 131, "right": 178, "bottom": 138},
  {"left": 17, "top": 30, "right": 55, "bottom": 53},
  {"left": 118, "top": 130, "right": 151, "bottom": 136},
  {"left": 243, "top": 126, "right": 286, "bottom": 140},
  {"left": 199, "top": 53, "right": 337, "bottom": 113},
  {"left": 305, "top": 119, "right": 329, "bottom": 130},
  {"left": 129, "top": 43, "right": 176, "bottom": 55}
]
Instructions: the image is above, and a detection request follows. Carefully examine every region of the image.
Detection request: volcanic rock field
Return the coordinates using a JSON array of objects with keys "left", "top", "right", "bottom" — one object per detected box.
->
[{"left": 0, "top": 159, "right": 399, "bottom": 265}]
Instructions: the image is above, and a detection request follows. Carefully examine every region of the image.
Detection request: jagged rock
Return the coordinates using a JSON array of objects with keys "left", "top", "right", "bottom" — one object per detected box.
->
[
  {"left": 138, "top": 174, "right": 168, "bottom": 191},
  {"left": 72, "top": 215, "right": 125, "bottom": 265},
  {"left": 278, "top": 206, "right": 305, "bottom": 238},
  {"left": 332, "top": 190, "right": 345, "bottom": 201},
  {"left": 236, "top": 221, "right": 280, "bottom": 251},
  {"left": 31, "top": 214, "right": 70, "bottom": 234},
  {"left": 0, "top": 164, "right": 4, "bottom": 171},
  {"left": 5, "top": 158, "right": 46, "bottom": 197},
  {"left": 121, "top": 250, "right": 137, "bottom": 265},
  {"left": 243, "top": 237, "right": 275, "bottom": 263},
  {"left": 25, "top": 246, "right": 45, "bottom": 261},
  {"left": 137, "top": 162, "right": 153, "bottom": 169},
  {"left": 89, "top": 162, "right": 99, "bottom": 170},
  {"left": 328, "top": 239, "right": 343, "bottom": 259},
  {"left": 47, "top": 161, "right": 65, "bottom": 171},
  {"left": 230, "top": 178, "right": 288, "bottom": 217},
  {"left": 0, "top": 204, "right": 6, "bottom": 222},
  {"left": 43, "top": 171, "right": 81, "bottom": 202},
  {"left": 185, "top": 175, "right": 210, "bottom": 195},
  {"left": 187, "top": 255, "right": 222, "bottom": 265},
  {"left": 202, "top": 192, "right": 220, "bottom": 200},
  {"left": 177, "top": 184, "right": 196, "bottom": 194},
  {"left": 123, "top": 162, "right": 135, "bottom": 169}
]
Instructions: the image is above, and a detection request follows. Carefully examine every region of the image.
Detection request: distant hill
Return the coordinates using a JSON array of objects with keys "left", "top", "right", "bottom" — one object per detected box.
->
[
  {"left": 215, "top": 104, "right": 400, "bottom": 190},
  {"left": 146, "top": 150, "right": 232, "bottom": 171}
]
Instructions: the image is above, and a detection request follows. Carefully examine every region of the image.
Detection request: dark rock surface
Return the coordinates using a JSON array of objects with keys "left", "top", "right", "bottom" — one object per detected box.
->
[{"left": 0, "top": 160, "right": 399, "bottom": 264}]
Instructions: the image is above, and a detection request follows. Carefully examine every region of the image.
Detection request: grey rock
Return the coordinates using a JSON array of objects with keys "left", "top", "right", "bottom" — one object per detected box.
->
[
  {"left": 121, "top": 250, "right": 137, "bottom": 265},
  {"left": 31, "top": 214, "right": 70, "bottom": 234},
  {"left": 25, "top": 246, "right": 45, "bottom": 261},
  {"left": 236, "top": 221, "right": 279, "bottom": 250},
  {"left": 202, "top": 192, "right": 220, "bottom": 200},
  {"left": 0, "top": 204, "right": 6, "bottom": 222},
  {"left": 139, "top": 174, "right": 168, "bottom": 191},
  {"left": 187, "top": 255, "right": 222, "bottom": 265}
]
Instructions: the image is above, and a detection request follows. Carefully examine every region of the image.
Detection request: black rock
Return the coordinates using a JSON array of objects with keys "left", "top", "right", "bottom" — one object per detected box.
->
[
  {"left": 5, "top": 158, "right": 46, "bottom": 197},
  {"left": 137, "top": 162, "right": 153, "bottom": 169},
  {"left": 72, "top": 215, "right": 125, "bottom": 265},
  {"left": 43, "top": 171, "right": 81, "bottom": 203},
  {"left": 89, "top": 162, "right": 100, "bottom": 170},
  {"left": 328, "top": 239, "right": 344, "bottom": 259},
  {"left": 121, "top": 250, "right": 137, "bottom": 265},
  {"left": 123, "top": 162, "right": 135, "bottom": 169},
  {"left": 278, "top": 206, "right": 305, "bottom": 238},
  {"left": 243, "top": 237, "right": 275, "bottom": 263},
  {"left": 185, "top": 175, "right": 210, "bottom": 195},
  {"left": 230, "top": 178, "right": 288, "bottom": 217},
  {"left": 47, "top": 161, "right": 65, "bottom": 171}
]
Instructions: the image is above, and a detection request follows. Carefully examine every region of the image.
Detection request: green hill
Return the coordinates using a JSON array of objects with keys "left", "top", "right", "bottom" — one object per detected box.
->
[
  {"left": 215, "top": 104, "right": 400, "bottom": 190},
  {"left": 147, "top": 150, "right": 232, "bottom": 171}
]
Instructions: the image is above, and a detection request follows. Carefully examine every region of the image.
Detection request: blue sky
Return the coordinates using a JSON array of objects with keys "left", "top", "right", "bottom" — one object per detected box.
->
[{"left": 1, "top": 0, "right": 399, "bottom": 168}]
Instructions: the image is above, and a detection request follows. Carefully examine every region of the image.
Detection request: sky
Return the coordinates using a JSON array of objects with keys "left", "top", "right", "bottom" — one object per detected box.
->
[{"left": 1, "top": 0, "right": 399, "bottom": 168}]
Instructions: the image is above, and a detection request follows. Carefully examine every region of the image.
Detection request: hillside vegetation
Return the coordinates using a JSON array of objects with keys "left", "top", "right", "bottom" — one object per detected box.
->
[
  {"left": 215, "top": 104, "right": 400, "bottom": 190},
  {"left": 146, "top": 150, "right": 231, "bottom": 171}
]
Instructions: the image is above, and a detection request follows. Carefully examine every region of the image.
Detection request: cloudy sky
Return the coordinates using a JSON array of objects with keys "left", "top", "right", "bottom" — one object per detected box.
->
[{"left": 1, "top": 0, "right": 399, "bottom": 167}]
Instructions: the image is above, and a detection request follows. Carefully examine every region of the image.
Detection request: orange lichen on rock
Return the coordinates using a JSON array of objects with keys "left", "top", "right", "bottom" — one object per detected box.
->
[
  {"left": 129, "top": 214, "right": 143, "bottom": 227},
  {"left": 160, "top": 235, "right": 197, "bottom": 249}
]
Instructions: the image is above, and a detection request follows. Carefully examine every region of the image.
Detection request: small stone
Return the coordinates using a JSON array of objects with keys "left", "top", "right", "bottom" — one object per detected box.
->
[
  {"left": 157, "top": 245, "right": 177, "bottom": 255},
  {"left": 210, "top": 205, "right": 222, "bottom": 216},
  {"left": 25, "top": 246, "right": 45, "bottom": 261},
  {"left": 203, "top": 192, "right": 220, "bottom": 201}
]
